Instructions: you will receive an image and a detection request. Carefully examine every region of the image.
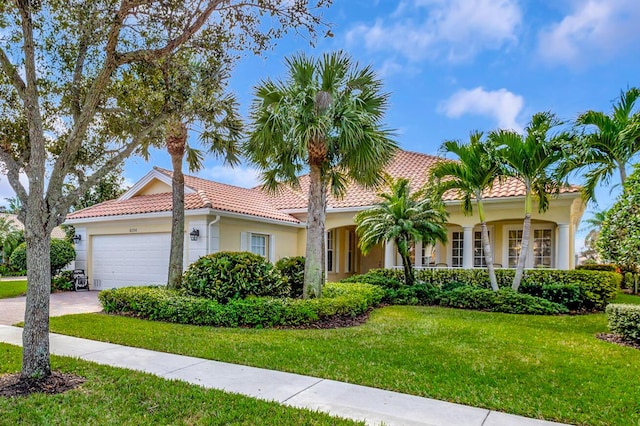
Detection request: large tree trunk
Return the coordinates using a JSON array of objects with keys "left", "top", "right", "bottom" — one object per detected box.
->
[
  {"left": 303, "top": 162, "right": 326, "bottom": 298},
  {"left": 21, "top": 209, "right": 52, "bottom": 379},
  {"left": 512, "top": 212, "right": 531, "bottom": 291},
  {"left": 167, "top": 119, "right": 187, "bottom": 289}
]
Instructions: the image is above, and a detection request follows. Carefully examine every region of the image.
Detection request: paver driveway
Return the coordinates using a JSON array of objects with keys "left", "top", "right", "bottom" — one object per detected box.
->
[{"left": 0, "top": 290, "right": 102, "bottom": 325}]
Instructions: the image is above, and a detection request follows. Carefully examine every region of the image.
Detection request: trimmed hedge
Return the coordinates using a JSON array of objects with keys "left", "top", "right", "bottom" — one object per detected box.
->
[
  {"left": 439, "top": 286, "right": 567, "bottom": 315},
  {"left": 606, "top": 304, "right": 640, "bottom": 343},
  {"left": 344, "top": 268, "right": 620, "bottom": 311},
  {"left": 99, "top": 282, "right": 384, "bottom": 328},
  {"left": 576, "top": 264, "right": 617, "bottom": 272},
  {"left": 182, "top": 252, "right": 289, "bottom": 303}
]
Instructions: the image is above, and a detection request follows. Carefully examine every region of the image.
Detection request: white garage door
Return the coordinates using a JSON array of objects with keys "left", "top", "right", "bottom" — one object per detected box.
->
[{"left": 92, "top": 233, "right": 170, "bottom": 289}]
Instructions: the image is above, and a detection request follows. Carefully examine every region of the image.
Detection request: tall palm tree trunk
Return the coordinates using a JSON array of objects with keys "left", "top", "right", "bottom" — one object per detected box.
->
[
  {"left": 512, "top": 213, "right": 531, "bottom": 291},
  {"left": 397, "top": 239, "right": 415, "bottom": 286},
  {"left": 304, "top": 162, "right": 327, "bottom": 298},
  {"left": 477, "top": 201, "right": 498, "bottom": 291},
  {"left": 167, "top": 119, "right": 187, "bottom": 289},
  {"left": 618, "top": 160, "right": 627, "bottom": 185}
]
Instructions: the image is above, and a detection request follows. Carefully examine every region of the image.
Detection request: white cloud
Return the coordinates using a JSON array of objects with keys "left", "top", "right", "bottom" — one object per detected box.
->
[
  {"left": 537, "top": 0, "right": 640, "bottom": 66},
  {"left": 203, "top": 165, "right": 261, "bottom": 188},
  {"left": 439, "top": 87, "right": 524, "bottom": 132},
  {"left": 346, "top": 0, "right": 521, "bottom": 63}
]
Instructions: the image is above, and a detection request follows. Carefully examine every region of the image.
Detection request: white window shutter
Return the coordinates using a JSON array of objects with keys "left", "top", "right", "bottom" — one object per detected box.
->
[
  {"left": 240, "top": 232, "right": 248, "bottom": 251},
  {"left": 269, "top": 235, "right": 275, "bottom": 263}
]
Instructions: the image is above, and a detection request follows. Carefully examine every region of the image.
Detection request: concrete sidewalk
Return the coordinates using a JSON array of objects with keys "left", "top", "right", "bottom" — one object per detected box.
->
[{"left": 0, "top": 325, "right": 567, "bottom": 426}]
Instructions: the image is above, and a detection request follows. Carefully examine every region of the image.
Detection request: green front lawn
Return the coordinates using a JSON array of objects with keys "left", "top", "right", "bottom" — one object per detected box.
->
[
  {"left": 0, "top": 280, "right": 27, "bottom": 299},
  {"left": 49, "top": 306, "right": 640, "bottom": 426},
  {"left": 0, "top": 343, "right": 360, "bottom": 425},
  {"left": 612, "top": 291, "right": 640, "bottom": 305}
]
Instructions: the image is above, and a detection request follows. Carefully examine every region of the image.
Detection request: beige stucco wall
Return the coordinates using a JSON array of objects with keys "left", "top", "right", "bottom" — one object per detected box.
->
[{"left": 137, "top": 179, "right": 172, "bottom": 195}]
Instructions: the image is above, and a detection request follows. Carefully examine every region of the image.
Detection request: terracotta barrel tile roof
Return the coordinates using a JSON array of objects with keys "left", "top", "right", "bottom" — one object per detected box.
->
[
  {"left": 66, "top": 150, "right": 581, "bottom": 222},
  {"left": 263, "top": 150, "right": 581, "bottom": 209}
]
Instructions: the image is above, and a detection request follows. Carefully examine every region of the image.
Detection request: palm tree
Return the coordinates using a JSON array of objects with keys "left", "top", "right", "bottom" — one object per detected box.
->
[
  {"left": 245, "top": 51, "right": 397, "bottom": 298},
  {"left": 148, "top": 55, "right": 242, "bottom": 288},
  {"left": 355, "top": 178, "right": 447, "bottom": 286},
  {"left": 0, "top": 216, "right": 22, "bottom": 264},
  {"left": 431, "top": 131, "right": 501, "bottom": 291},
  {"left": 490, "top": 112, "right": 571, "bottom": 291},
  {"left": 559, "top": 87, "right": 640, "bottom": 202},
  {"left": 580, "top": 209, "right": 608, "bottom": 263}
]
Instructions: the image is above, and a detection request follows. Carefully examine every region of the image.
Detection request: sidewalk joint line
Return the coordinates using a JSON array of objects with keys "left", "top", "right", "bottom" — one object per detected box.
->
[
  {"left": 281, "top": 378, "right": 324, "bottom": 403},
  {"left": 481, "top": 410, "right": 491, "bottom": 426},
  {"left": 163, "top": 359, "right": 209, "bottom": 375}
]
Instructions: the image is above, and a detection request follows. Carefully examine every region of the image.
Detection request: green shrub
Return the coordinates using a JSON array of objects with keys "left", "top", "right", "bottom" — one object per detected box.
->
[
  {"left": 341, "top": 270, "right": 404, "bottom": 289},
  {"left": 576, "top": 264, "right": 617, "bottom": 272},
  {"left": 99, "top": 282, "right": 384, "bottom": 328},
  {"left": 182, "top": 251, "right": 289, "bottom": 303},
  {"left": 439, "top": 286, "right": 567, "bottom": 314},
  {"left": 606, "top": 304, "right": 640, "bottom": 343},
  {"left": 52, "top": 270, "right": 74, "bottom": 291},
  {"left": 274, "top": 256, "right": 305, "bottom": 298},
  {"left": 439, "top": 287, "right": 496, "bottom": 310},
  {"left": 492, "top": 289, "right": 568, "bottom": 315},
  {"left": 9, "top": 239, "right": 76, "bottom": 276},
  {"left": 519, "top": 282, "right": 584, "bottom": 311},
  {"left": 349, "top": 268, "right": 619, "bottom": 311},
  {"left": 341, "top": 272, "right": 440, "bottom": 305}
]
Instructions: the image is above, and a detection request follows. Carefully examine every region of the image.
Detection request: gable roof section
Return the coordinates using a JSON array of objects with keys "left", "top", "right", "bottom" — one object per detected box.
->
[
  {"left": 265, "top": 150, "right": 582, "bottom": 210},
  {"left": 67, "top": 168, "right": 300, "bottom": 224}
]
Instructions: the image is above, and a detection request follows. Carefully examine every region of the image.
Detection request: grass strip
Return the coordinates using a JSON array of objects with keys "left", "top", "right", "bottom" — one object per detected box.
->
[
  {"left": 0, "top": 280, "right": 27, "bottom": 299},
  {"left": 49, "top": 305, "right": 640, "bottom": 426},
  {"left": 0, "top": 343, "right": 360, "bottom": 425}
]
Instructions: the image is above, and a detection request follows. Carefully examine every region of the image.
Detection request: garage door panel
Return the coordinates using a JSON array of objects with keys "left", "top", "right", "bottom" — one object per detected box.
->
[{"left": 92, "top": 233, "right": 170, "bottom": 289}]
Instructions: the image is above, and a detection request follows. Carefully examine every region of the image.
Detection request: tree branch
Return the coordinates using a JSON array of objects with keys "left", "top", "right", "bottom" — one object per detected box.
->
[{"left": 0, "top": 48, "right": 27, "bottom": 102}]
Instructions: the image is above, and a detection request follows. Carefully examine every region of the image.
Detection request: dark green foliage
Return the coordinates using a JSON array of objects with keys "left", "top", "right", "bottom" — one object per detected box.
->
[
  {"left": 182, "top": 252, "right": 289, "bottom": 303},
  {"left": 519, "top": 282, "right": 584, "bottom": 311},
  {"left": 439, "top": 287, "right": 496, "bottom": 311},
  {"left": 606, "top": 304, "right": 640, "bottom": 343},
  {"left": 274, "top": 256, "right": 305, "bottom": 298},
  {"left": 439, "top": 286, "right": 567, "bottom": 314},
  {"left": 9, "top": 239, "right": 76, "bottom": 276},
  {"left": 342, "top": 271, "right": 439, "bottom": 305},
  {"left": 492, "top": 289, "right": 568, "bottom": 315},
  {"left": 348, "top": 268, "right": 619, "bottom": 311},
  {"left": 576, "top": 264, "right": 617, "bottom": 272},
  {"left": 341, "top": 270, "right": 404, "bottom": 288},
  {"left": 98, "top": 282, "right": 385, "bottom": 328},
  {"left": 52, "top": 270, "right": 74, "bottom": 291}
]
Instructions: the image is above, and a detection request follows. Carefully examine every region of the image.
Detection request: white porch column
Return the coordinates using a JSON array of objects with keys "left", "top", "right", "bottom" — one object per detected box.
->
[
  {"left": 414, "top": 240, "right": 423, "bottom": 268},
  {"left": 557, "top": 223, "right": 570, "bottom": 270},
  {"left": 384, "top": 240, "right": 395, "bottom": 268},
  {"left": 463, "top": 226, "right": 474, "bottom": 269}
]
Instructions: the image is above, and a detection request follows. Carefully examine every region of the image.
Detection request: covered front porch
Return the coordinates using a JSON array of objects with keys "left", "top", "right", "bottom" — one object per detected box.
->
[{"left": 325, "top": 219, "right": 575, "bottom": 281}]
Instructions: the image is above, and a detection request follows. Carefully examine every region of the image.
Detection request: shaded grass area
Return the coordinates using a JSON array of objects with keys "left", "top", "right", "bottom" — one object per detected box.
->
[
  {"left": 50, "top": 306, "right": 640, "bottom": 426},
  {"left": 611, "top": 291, "right": 640, "bottom": 305},
  {"left": 0, "top": 280, "right": 26, "bottom": 299},
  {"left": 0, "top": 343, "right": 360, "bottom": 425}
]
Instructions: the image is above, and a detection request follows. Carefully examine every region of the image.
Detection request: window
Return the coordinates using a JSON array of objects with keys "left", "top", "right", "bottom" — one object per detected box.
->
[
  {"left": 474, "top": 231, "right": 490, "bottom": 267},
  {"left": 533, "top": 229, "right": 552, "bottom": 268},
  {"left": 346, "top": 230, "right": 355, "bottom": 273},
  {"left": 507, "top": 229, "right": 523, "bottom": 268},
  {"left": 451, "top": 231, "right": 463, "bottom": 267},
  {"left": 327, "top": 230, "right": 335, "bottom": 272},
  {"left": 250, "top": 234, "right": 268, "bottom": 258}
]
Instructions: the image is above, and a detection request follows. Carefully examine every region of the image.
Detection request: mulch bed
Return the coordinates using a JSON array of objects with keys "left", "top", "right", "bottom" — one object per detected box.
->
[
  {"left": 0, "top": 372, "right": 85, "bottom": 398},
  {"left": 596, "top": 333, "right": 640, "bottom": 350},
  {"left": 281, "top": 310, "right": 372, "bottom": 329}
]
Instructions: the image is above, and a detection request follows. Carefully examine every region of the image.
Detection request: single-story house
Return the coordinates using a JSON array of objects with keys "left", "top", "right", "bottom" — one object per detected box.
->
[{"left": 65, "top": 150, "right": 585, "bottom": 289}]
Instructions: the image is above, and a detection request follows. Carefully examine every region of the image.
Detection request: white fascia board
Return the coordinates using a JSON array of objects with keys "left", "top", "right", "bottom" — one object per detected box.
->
[
  {"left": 118, "top": 169, "right": 195, "bottom": 201},
  {"left": 65, "top": 208, "right": 305, "bottom": 228}
]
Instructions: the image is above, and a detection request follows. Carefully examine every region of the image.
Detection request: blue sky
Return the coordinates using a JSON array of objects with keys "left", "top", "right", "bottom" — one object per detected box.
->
[{"left": 2, "top": 0, "right": 640, "bottom": 245}]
